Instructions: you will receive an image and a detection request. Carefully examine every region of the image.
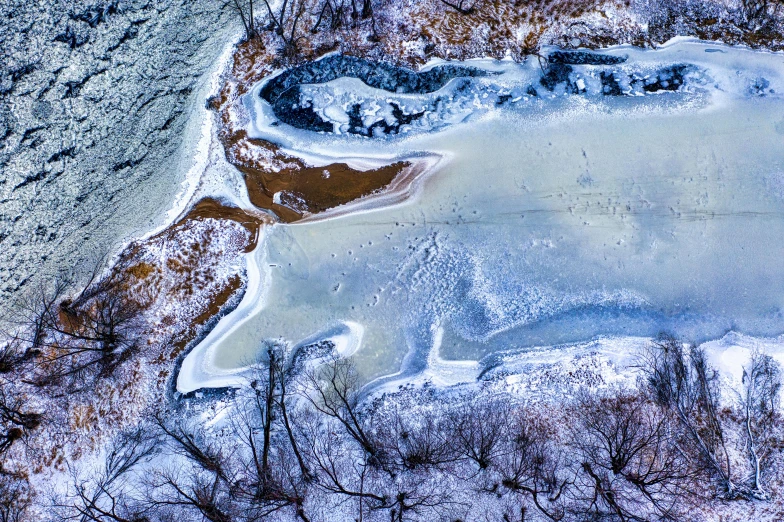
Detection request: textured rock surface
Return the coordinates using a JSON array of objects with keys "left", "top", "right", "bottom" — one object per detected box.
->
[
  {"left": 0, "top": 0, "right": 236, "bottom": 301},
  {"left": 260, "top": 54, "right": 490, "bottom": 134},
  {"left": 547, "top": 50, "right": 628, "bottom": 65}
]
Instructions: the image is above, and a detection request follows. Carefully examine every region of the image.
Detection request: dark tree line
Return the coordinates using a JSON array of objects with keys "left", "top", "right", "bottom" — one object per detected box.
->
[
  {"left": 225, "top": 0, "right": 383, "bottom": 59},
  {"left": 47, "top": 335, "right": 784, "bottom": 521},
  {"left": 0, "top": 264, "right": 149, "bottom": 521},
  {"left": 0, "top": 267, "right": 780, "bottom": 522}
]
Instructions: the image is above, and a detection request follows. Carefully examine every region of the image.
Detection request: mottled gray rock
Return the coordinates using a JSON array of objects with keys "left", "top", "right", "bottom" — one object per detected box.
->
[
  {"left": 548, "top": 50, "right": 627, "bottom": 65},
  {"left": 0, "top": 0, "right": 236, "bottom": 302}
]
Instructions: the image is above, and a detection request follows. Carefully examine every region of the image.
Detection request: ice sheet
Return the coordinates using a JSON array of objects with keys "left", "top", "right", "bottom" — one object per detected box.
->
[{"left": 177, "top": 41, "right": 784, "bottom": 393}]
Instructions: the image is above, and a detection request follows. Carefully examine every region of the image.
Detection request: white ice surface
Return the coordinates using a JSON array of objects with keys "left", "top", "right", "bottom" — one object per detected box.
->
[{"left": 178, "top": 40, "right": 784, "bottom": 393}]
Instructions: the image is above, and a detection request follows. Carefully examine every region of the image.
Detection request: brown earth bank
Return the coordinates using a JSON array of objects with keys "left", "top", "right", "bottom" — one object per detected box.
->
[
  {"left": 110, "top": 197, "right": 268, "bottom": 363},
  {"left": 173, "top": 197, "right": 264, "bottom": 251},
  {"left": 231, "top": 137, "right": 411, "bottom": 222}
]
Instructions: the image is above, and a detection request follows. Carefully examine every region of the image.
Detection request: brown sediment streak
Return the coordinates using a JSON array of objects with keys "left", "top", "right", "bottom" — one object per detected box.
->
[
  {"left": 239, "top": 156, "right": 410, "bottom": 223},
  {"left": 168, "top": 273, "right": 244, "bottom": 359},
  {"left": 223, "top": 130, "right": 411, "bottom": 223},
  {"left": 294, "top": 155, "right": 438, "bottom": 224},
  {"left": 174, "top": 197, "right": 266, "bottom": 252}
]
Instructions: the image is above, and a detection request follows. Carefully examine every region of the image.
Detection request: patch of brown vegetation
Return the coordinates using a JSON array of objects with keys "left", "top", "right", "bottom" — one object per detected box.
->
[
  {"left": 229, "top": 136, "right": 410, "bottom": 222},
  {"left": 126, "top": 262, "right": 156, "bottom": 281},
  {"left": 241, "top": 159, "right": 408, "bottom": 222},
  {"left": 212, "top": 29, "right": 415, "bottom": 223},
  {"left": 159, "top": 274, "right": 245, "bottom": 367},
  {"left": 174, "top": 197, "right": 264, "bottom": 251},
  {"left": 413, "top": 0, "right": 611, "bottom": 60}
]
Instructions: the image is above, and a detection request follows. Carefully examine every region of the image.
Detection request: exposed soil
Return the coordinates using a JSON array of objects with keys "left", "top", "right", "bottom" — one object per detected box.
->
[
  {"left": 221, "top": 112, "right": 411, "bottom": 223},
  {"left": 173, "top": 197, "right": 265, "bottom": 251},
  {"left": 237, "top": 152, "right": 410, "bottom": 222}
]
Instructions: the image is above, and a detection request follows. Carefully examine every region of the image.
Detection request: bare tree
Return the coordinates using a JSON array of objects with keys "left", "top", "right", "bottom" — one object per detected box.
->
[
  {"left": 54, "top": 426, "right": 158, "bottom": 521},
  {"left": 642, "top": 335, "right": 742, "bottom": 499},
  {"left": 493, "top": 412, "right": 567, "bottom": 521},
  {"left": 229, "top": 347, "right": 312, "bottom": 520},
  {"left": 311, "top": 0, "right": 344, "bottom": 33},
  {"left": 440, "top": 0, "right": 475, "bottom": 15},
  {"left": 739, "top": 350, "right": 782, "bottom": 499},
  {"left": 146, "top": 417, "right": 236, "bottom": 522},
  {"left": 448, "top": 397, "right": 511, "bottom": 471},
  {"left": 300, "top": 353, "right": 380, "bottom": 463},
  {"left": 261, "top": 0, "right": 308, "bottom": 58},
  {"left": 274, "top": 348, "right": 311, "bottom": 482},
  {"left": 741, "top": 0, "right": 784, "bottom": 29},
  {"left": 297, "top": 407, "right": 388, "bottom": 515},
  {"left": 571, "top": 390, "right": 695, "bottom": 521},
  {"left": 227, "top": 0, "right": 257, "bottom": 39},
  {"left": 0, "top": 475, "right": 31, "bottom": 522},
  {"left": 14, "top": 275, "right": 145, "bottom": 391},
  {"left": 2, "top": 278, "right": 70, "bottom": 373}
]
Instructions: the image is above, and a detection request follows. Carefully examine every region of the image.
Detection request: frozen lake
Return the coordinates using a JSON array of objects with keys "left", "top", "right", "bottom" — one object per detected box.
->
[{"left": 178, "top": 41, "right": 784, "bottom": 392}]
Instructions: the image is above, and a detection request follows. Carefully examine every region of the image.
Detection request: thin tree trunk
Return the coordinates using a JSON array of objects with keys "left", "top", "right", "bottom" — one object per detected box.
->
[
  {"left": 249, "top": 0, "right": 255, "bottom": 37},
  {"left": 278, "top": 364, "right": 310, "bottom": 480},
  {"left": 261, "top": 350, "right": 276, "bottom": 473},
  {"left": 233, "top": 0, "right": 251, "bottom": 37}
]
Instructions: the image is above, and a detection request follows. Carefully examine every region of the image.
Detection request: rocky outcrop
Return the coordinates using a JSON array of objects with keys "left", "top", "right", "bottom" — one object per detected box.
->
[
  {"left": 540, "top": 55, "right": 694, "bottom": 96},
  {"left": 547, "top": 50, "right": 627, "bottom": 65}
]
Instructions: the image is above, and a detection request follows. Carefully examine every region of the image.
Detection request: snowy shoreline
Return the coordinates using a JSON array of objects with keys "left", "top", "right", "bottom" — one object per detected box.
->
[{"left": 176, "top": 38, "right": 784, "bottom": 397}]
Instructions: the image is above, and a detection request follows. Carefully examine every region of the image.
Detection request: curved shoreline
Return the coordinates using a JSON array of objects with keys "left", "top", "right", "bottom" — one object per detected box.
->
[
  {"left": 175, "top": 151, "right": 444, "bottom": 393},
  {"left": 176, "top": 39, "right": 784, "bottom": 395}
]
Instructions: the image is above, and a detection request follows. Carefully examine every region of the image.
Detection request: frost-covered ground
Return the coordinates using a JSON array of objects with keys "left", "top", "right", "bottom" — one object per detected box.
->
[{"left": 5, "top": 0, "right": 784, "bottom": 518}]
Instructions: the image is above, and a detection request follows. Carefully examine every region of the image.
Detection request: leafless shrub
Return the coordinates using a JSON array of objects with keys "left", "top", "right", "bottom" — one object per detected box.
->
[
  {"left": 300, "top": 353, "right": 380, "bottom": 462},
  {"left": 0, "top": 474, "right": 32, "bottom": 522},
  {"left": 448, "top": 397, "right": 512, "bottom": 471},
  {"left": 53, "top": 426, "right": 159, "bottom": 521},
  {"left": 641, "top": 335, "right": 744, "bottom": 499},
  {"left": 373, "top": 407, "right": 460, "bottom": 473},
  {"left": 493, "top": 410, "right": 567, "bottom": 521},
  {"left": 738, "top": 349, "right": 782, "bottom": 499},
  {"left": 0, "top": 339, "right": 41, "bottom": 461},
  {"left": 0, "top": 383, "right": 40, "bottom": 458},
  {"left": 0, "top": 338, "right": 31, "bottom": 376},
  {"left": 570, "top": 390, "right": 696, "bottom": 520}
]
